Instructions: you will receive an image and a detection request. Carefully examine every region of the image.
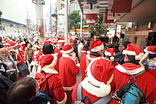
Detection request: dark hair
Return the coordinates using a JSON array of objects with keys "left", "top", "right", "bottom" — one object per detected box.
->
[
  {"left": 43, "top": 44, "right": 54, "bottom": 55},
  {"left": 149, "top": 54, "right": 156, "bottom": 59},
  {"left": 7, "top": 77, "right": 37, "bottom": 104},
  {"left": 80, "top": 40, "right": 84, "bottom": 43},
  {"left": 82, "top": 44, "right": 89, "bottom": 51},
  {"left": 122, "top": 41, "right": 131, "bottom": 49},
  {"left": 0, "top": 43, "right": 3, "bottom": 48},
  {"left": 35, "top": 41, "right": 39, "bottom": 45},
  {"left": 108, "top": 44, "right": 114, "bottom": 48},
  {"left": 27, "top": 43, "right": 32, "bottom": 47},
  {"left": 127, "top": 55, "right": 135, "bottom": 61}
]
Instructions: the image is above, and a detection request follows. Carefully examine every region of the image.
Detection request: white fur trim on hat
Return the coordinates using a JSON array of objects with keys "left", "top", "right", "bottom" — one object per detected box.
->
[
  {"left": 58, "top": 40, "right": 65, "bottom": 43},
  {"left": 139, "top": 53, "right": 149, "bottom": 63},
  {"left": 123, "top": 50, "right": 136, "bottom": 56},
  {"left": 105, "top": 51, "right": 115, "bottom": 56},
  {"left": 61, "top": 48, "right": 73, "bottom": 54},
  {"left": 42, "top": 54, "right": 58, "bottom": 74},
  {"left": 57, "top": 93, "right": 67, "bottom": 104},
  {"left": 34, "top": 45, "right": 40, "bottom": 49},
  {"left": 115, "top": 64, "right": 145, "bottom": 75},
  {"left": 91, "top": 44, "right": 104, "bottom": 52},
  {"left": 110, "top": 57, "right": 114, "bottom": 61},
  {"left": 135, "top": 53, "right": 144, "bottom": 60},
  {"left": 123, "top": 50, "right": 144, "bottom": 60},
  {"left": 15, "top": 39, "right": 19, "bottom": 42}
]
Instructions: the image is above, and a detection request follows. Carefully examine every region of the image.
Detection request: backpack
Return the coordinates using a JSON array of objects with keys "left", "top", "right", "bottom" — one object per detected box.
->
[
  {"left": 114, "top": 70, "right": 147, "bottom": 104},
  {"left": 74, "top": 82, "right": 113, "bottom": 104},
  {"left": 0, "top": 75, "right": 14, "bottom": 104},
  {"left": 35, "top": 70, "right": 53, "bottom": 92}
]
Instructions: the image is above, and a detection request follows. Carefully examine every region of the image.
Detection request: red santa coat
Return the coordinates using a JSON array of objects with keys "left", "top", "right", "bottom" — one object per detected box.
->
[
  {"left": 16, "top": 51, "right": 24, "bottom": 65},
  {"left": 80, "top": 53, "right": 102, "bottom": 81},
  {"left": 59, "top": 54, "right": 79, "bottom": 90},
  {"left": 72, "top": 81, "right": 119, "bottom": 104},
  {"left": 147, "top": 68, "right": 156, "bottom": 82},
  {"left": 81, "top": 50, "right": 87, "bottom": 57},
  {"left": 54, "top": 47, "right": 62, "bottom": 73},
  {"left": 40, "top": 54, "right": 67, "bottom": 104},
  {"left": 112, "top": 63, "right": 156, "bottom": 104},
  {"left": 46, "top": 74, "right": 67, "bottom": 104},
  {"left": 32, "top": 51, "right": 43, "bottom": 64}
]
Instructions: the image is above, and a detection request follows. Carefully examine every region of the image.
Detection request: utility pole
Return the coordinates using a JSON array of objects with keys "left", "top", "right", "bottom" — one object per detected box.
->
[
  {"left": 32, "top": 0, "right": 45, "bottom": 39},
  {"left": 65, "top": 0, "right": 68, "bottom": 44}
]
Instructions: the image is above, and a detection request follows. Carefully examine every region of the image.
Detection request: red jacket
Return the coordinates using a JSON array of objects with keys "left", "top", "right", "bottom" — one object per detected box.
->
[
  {"left": 32, "top": 51, "right": 43, "bottom": 62},
  {"left": 59, "top": 54, "right": 79, "bottom": 91},
  {"left": 111, "top": 63, "right": 156, "bottom": 104},
  {"left": 54, "top": 47, "right": 62, "bottom": 73},
  {"left": 16, "top": 51, "right": 24, "bottom": 65},
  {"left": 45, "top": 74, "right": 67, "bottom": 104}
]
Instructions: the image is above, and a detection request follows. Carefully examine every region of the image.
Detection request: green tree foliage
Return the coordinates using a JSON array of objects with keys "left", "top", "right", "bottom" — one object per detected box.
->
[
  {"left": 68, "top": 10, "right": 85, "bottom": 30},
  {"left": 89, "top": 15, "right": 109, "bottom": 36}
]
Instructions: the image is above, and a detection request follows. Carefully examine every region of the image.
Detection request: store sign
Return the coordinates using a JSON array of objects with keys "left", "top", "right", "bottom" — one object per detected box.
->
[
  {"left": 107, "top": 6, "right": 121, "bottom": 20},
  {"left": 83, "top": 2, "right": 100, "bottom": 14},
  {"left": 112, "top": 0, "right": 132, "bottom": 13}
]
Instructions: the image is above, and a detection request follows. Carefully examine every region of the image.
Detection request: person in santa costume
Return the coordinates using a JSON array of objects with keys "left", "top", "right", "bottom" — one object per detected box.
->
[
  {"left": 72, "top": 58, "right": 119, "bottom": 104},
  {"left": 39, "top": 54, "right": 67, "bottom": 104},
  {"left": 112, "top": 43, "right": 156, "bottom": 104},
  {"left": 54, "top": 38, "right": 65, "bottom": 73},
  {"left": 2, "top": 42, "right": 9, "bottom": 48},
  {"left": 9, "top": 41, "right": 24, "bottom": 64},
  {"left": 30, "top": 45, "right": 43, "bottom": 77},
  {"left": 105, "top": 48, "right": 115, "bottom": 61},
  {"left": 15, "top": 38, "right": 25, "bottom": 60},
  {"left": 59, "top": 44, "right": 80, "bottom": 104},
  {"left": 80, "top": 39, "right": 104, "bottom": 81},
  {"left": 37, "top": 43, "right": 54, "bottom": 73},
  {"left": 139, "top": 45, "right": 156, "bottom": 81}
]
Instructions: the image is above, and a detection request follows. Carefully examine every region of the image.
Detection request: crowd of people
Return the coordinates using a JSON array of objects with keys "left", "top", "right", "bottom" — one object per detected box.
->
[{"left": 0, "top": 34, "right": 156, "bottom": 104}]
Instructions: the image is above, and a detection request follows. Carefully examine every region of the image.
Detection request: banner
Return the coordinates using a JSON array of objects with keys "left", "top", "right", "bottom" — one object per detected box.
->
[
  {"left": 83, "top": 2, "right": 100, "bottom": 14},
  {"left": 112, "top": 0, "right": 132, "bottom": 13},
  {"left": 104, "top": 9, "right": 114, "bottom": 23}
]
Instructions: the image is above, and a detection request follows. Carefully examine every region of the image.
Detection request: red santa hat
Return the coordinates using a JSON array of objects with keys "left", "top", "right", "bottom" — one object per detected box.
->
[
  {"left": 61, "top": 44, "right": 73, "bottom": 54},
  {"left": 123, "top": 43, "right": 144, "bottom": 60},
  {"left": 10, "top": 41, "right": 18, "bottom": 48},
  {"left": 58, "top": 38, "right": 65, "bottom": 43},
  {"left": 40, "top": 54, "right": 57, "bottom": 73},
  {"left": 105, "top": 48, "right": 115, "bottom": 61},
  {"left": 41, "top": 40, "right": 51, "bottom": 46},
  {"left": 15, "top": 38, "right": 20, "bottom": 42},
  {"left": 2, "top": 42, "right": 9, "bottom": 46},
  {"left": 82, "top": 58, "right": 114, "bottom": 97},
  {"left": 89, "top": 39, "right": 104, "bottom": 52},
  {"left": 34, "top": 45, "right": 40, "bottom": 49},
  {"left": 7, "top": 47, "right": 13, "bottom": 52},
  {"left": 140, "top": 45, "right": 156, "bottom": 63}
]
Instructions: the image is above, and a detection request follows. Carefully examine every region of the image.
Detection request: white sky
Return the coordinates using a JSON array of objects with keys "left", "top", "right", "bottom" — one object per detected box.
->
[{"left": 25, "top": 0, "right": 54, "bottom": 24}]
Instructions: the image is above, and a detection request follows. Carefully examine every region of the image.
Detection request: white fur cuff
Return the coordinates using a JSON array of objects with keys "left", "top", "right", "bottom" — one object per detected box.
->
[{"left": 57, "top": 93, "right": 67, "bottom": 104}]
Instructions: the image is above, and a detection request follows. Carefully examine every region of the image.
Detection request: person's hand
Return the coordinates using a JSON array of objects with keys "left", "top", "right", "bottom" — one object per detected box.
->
[
  {"left": 76, "top": 57, "right": 79, "bottom": 64},
  {"left": 0, "top": 72, "right": 2, "bottom": 76},
  {"left": 47, "top": 101, "right": 51, "bottom": 104},
  {"left": 10, "top": 69, "right": 16, "bottom": 72},
  {"left": 16, "top": 73, "right": 19, "bottom": 76}
]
